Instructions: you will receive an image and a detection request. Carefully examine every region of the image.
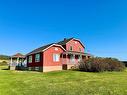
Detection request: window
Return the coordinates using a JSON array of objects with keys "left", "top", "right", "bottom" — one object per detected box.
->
[
  {"left": 70, "top": 55, "right": 75, "bottom": 63},
  {"left": 28, "top": 67, "right": 32, "bottom": 71},
  {"left": 78, "top": 55, "right": 82, "bottom": 62},
  {"left": 28, "top": 56, "right": 32, "bottom": 63},
  {"left": 53, "top": 54, "right": 60, "bottom": 62},
  {"left": 75, "top": 41, "right": 77, "bottom": 44},
  {"left": 79, "top": 48, "right": 82, "bottom": 52},
  {"left": 55, "top": 47, "right": 58, "bottom": 51},
  {"left": 70, "top": 46, "right": 73, "bottom": 51},
  {"left": 35, "top": 54, "right": 40, "bottom": 62},
  {"left": 35, "top": 67, "right": 39, "bottom": 71}
]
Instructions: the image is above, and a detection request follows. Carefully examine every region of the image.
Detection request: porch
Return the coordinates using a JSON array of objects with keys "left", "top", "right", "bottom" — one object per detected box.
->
[
  {"left": 9, "top": 53, "right": 26, "bottom": 70},
  {"left": 61, "top": 51, "right": 91, "bottom": 65}
]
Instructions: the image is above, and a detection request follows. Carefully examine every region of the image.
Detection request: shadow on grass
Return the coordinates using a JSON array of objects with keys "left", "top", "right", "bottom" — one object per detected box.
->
[
  {"left": 2, "top": 68, "right": 9, "bottom": 70},
  {"left": 0, "top": 65, "right": 9, "bottom": 70}
]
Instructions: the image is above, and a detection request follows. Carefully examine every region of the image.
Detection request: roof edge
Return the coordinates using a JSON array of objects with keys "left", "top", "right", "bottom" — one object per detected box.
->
[
  {"left": 27, "top": 44, "right": 66, "bottom": 56},
  {"left": 66, "top": 38, "right": 85, "bottom": 48},
  {"left": 42, "top": 44, "right": 66, "bottom": 52}
]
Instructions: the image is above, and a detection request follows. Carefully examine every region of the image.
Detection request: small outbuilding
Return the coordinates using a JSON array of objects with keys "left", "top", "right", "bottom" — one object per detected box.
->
[{"left": 9, "top": 53, "right": 26, "bottom": 70}]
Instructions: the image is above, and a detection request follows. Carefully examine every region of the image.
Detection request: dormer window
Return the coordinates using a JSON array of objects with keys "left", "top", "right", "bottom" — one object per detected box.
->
[{"left": 70, "top": 46, "right": 73, "bottom": 51}]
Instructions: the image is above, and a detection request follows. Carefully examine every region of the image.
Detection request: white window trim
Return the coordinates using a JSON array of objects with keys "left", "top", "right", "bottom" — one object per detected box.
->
[
  {"left": 28, "top": 56, "right": 32, "bottom": 63},
  {"left": 70, "top": 55, "right": 75, "bottom": 63},
  {"left": 78, "top": 56, "right": 82, "bottom": 62},
  {"left": 35, "top": 54, "right": 40, "bottom": 62},
  {"left": 70, "top": 46, "right": 73, "bottom": 51},
  {"left": 75, "top": 41, "right": 77, "bottom": 44},
  {"left": 53, "top": 54, "right": 60, "bottom": 62},
  {"left": 35, "top": 67, "right": 39, "bottom": 71},
  {"left": 79, "top": 48, "right": 82, "bottom": 52},
  {"left": 55, "top": 47, "right": 58, "bottom": 51}
]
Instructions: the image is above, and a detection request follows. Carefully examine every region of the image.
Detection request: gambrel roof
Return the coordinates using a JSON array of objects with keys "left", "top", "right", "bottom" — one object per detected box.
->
[
  {"left": 57, "top": 38, "right": 73, "bottom": 45},
  {"left": 57, "top": 38, "right": 85, "bottom": 48},
  {"left": 27, "top": 38, "right": 85, "bottom": 55}
]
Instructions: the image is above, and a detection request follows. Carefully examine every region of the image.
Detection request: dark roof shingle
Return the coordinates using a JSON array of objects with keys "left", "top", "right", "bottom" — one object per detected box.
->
[
  {"left": 27, "top": 38, "right": 76, "bottom": 55},
  {"left": 57, "top": 38, "right": 73, "bottom": 45},
  {"left": 27, "top": 43, "right": 53, "bottom": 55},
  {"left": 12, "top": 53, "right": 25, "bottom": 58}
]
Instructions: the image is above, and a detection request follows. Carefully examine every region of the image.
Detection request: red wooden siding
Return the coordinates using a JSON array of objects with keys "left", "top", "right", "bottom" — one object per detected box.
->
[
  {"left": 43, "top": 46, "right": 64, "bottom": 66},
  {"left": 66, "top": 39, "right": 84, "bottom": 52},
  {"left": 26, "top": 38, "right": 89, "bottom": 72},
  {"left": 27, "top": 53, "right": 43, "bottom": 67}
]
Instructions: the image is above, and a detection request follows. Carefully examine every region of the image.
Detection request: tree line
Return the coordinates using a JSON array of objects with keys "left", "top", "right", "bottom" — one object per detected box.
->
[{"left": 0, "top": 55, "right": 10, "bottom": 60}]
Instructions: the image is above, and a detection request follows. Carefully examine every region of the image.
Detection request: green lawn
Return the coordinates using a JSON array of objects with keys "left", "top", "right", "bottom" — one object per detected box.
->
[
  {"left": 0, "top": 66, "right": 9, "bottom": 70},
  {"left": 0, "top": 66, "right": 127, "bottom": 95}
]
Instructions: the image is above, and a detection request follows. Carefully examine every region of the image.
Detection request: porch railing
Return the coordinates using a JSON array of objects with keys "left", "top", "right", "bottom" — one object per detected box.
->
[{"left": 62, "top": 58, "right": 79, "bottom": 64}]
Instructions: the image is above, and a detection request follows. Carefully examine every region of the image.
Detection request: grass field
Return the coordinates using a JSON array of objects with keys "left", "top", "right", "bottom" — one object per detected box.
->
[{"left": 0, "top": 66, "right": 127, "bottom": 95}]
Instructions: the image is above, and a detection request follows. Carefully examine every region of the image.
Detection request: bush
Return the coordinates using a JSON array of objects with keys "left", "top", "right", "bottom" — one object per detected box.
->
[
  {"left": 122, "top": 61, "right": 127, "bottom": 67},
  {"left": 0, "top": 61, "right": 8, "bottom": 66},
  {"left": 75, "top": 57, "right": 125, "bottom": 72}
]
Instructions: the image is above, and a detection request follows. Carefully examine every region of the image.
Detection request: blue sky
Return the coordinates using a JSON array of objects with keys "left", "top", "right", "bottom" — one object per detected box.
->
[{"left": 0, "top": 0, "right": 127, "bottom": 60}]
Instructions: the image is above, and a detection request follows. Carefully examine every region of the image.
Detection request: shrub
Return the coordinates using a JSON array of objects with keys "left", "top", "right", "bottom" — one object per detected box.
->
[
  {"left": 0, "top": 61, "right": 8, "bottom": 66},
  {"left": 75, "top": 57, "right": 125, "bottom": 72},
  {"left": 122, "top": 61, "right": 127, "bottom": 67}
]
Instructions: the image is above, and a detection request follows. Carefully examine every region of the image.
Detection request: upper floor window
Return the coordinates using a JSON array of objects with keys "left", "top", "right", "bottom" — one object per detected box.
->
[
  {"left": 55, "top": 47, "right": 58, "bottom": 51},
  {"left": 70, "top": 46, "right": 73, "bottom": 51},
  {"left": 53, "top": 54, "right": 60, "bottom": 62},
  {"left": 35, "top": 54, "right": 40, "bottom": 62},
  {"left": 28, "top": 56, "right": 32, "bottom": 63},
  {"left": 75, "top": 41, "right": 77, "bottom": 44},
  {"left": 79, "top": 48, "right": 82, "bottom": 52}
]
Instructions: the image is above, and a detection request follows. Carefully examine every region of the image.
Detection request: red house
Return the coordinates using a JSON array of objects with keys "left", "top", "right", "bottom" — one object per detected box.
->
[{"left": 27, "top": 38, "right": 92, "bottom": 72}]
